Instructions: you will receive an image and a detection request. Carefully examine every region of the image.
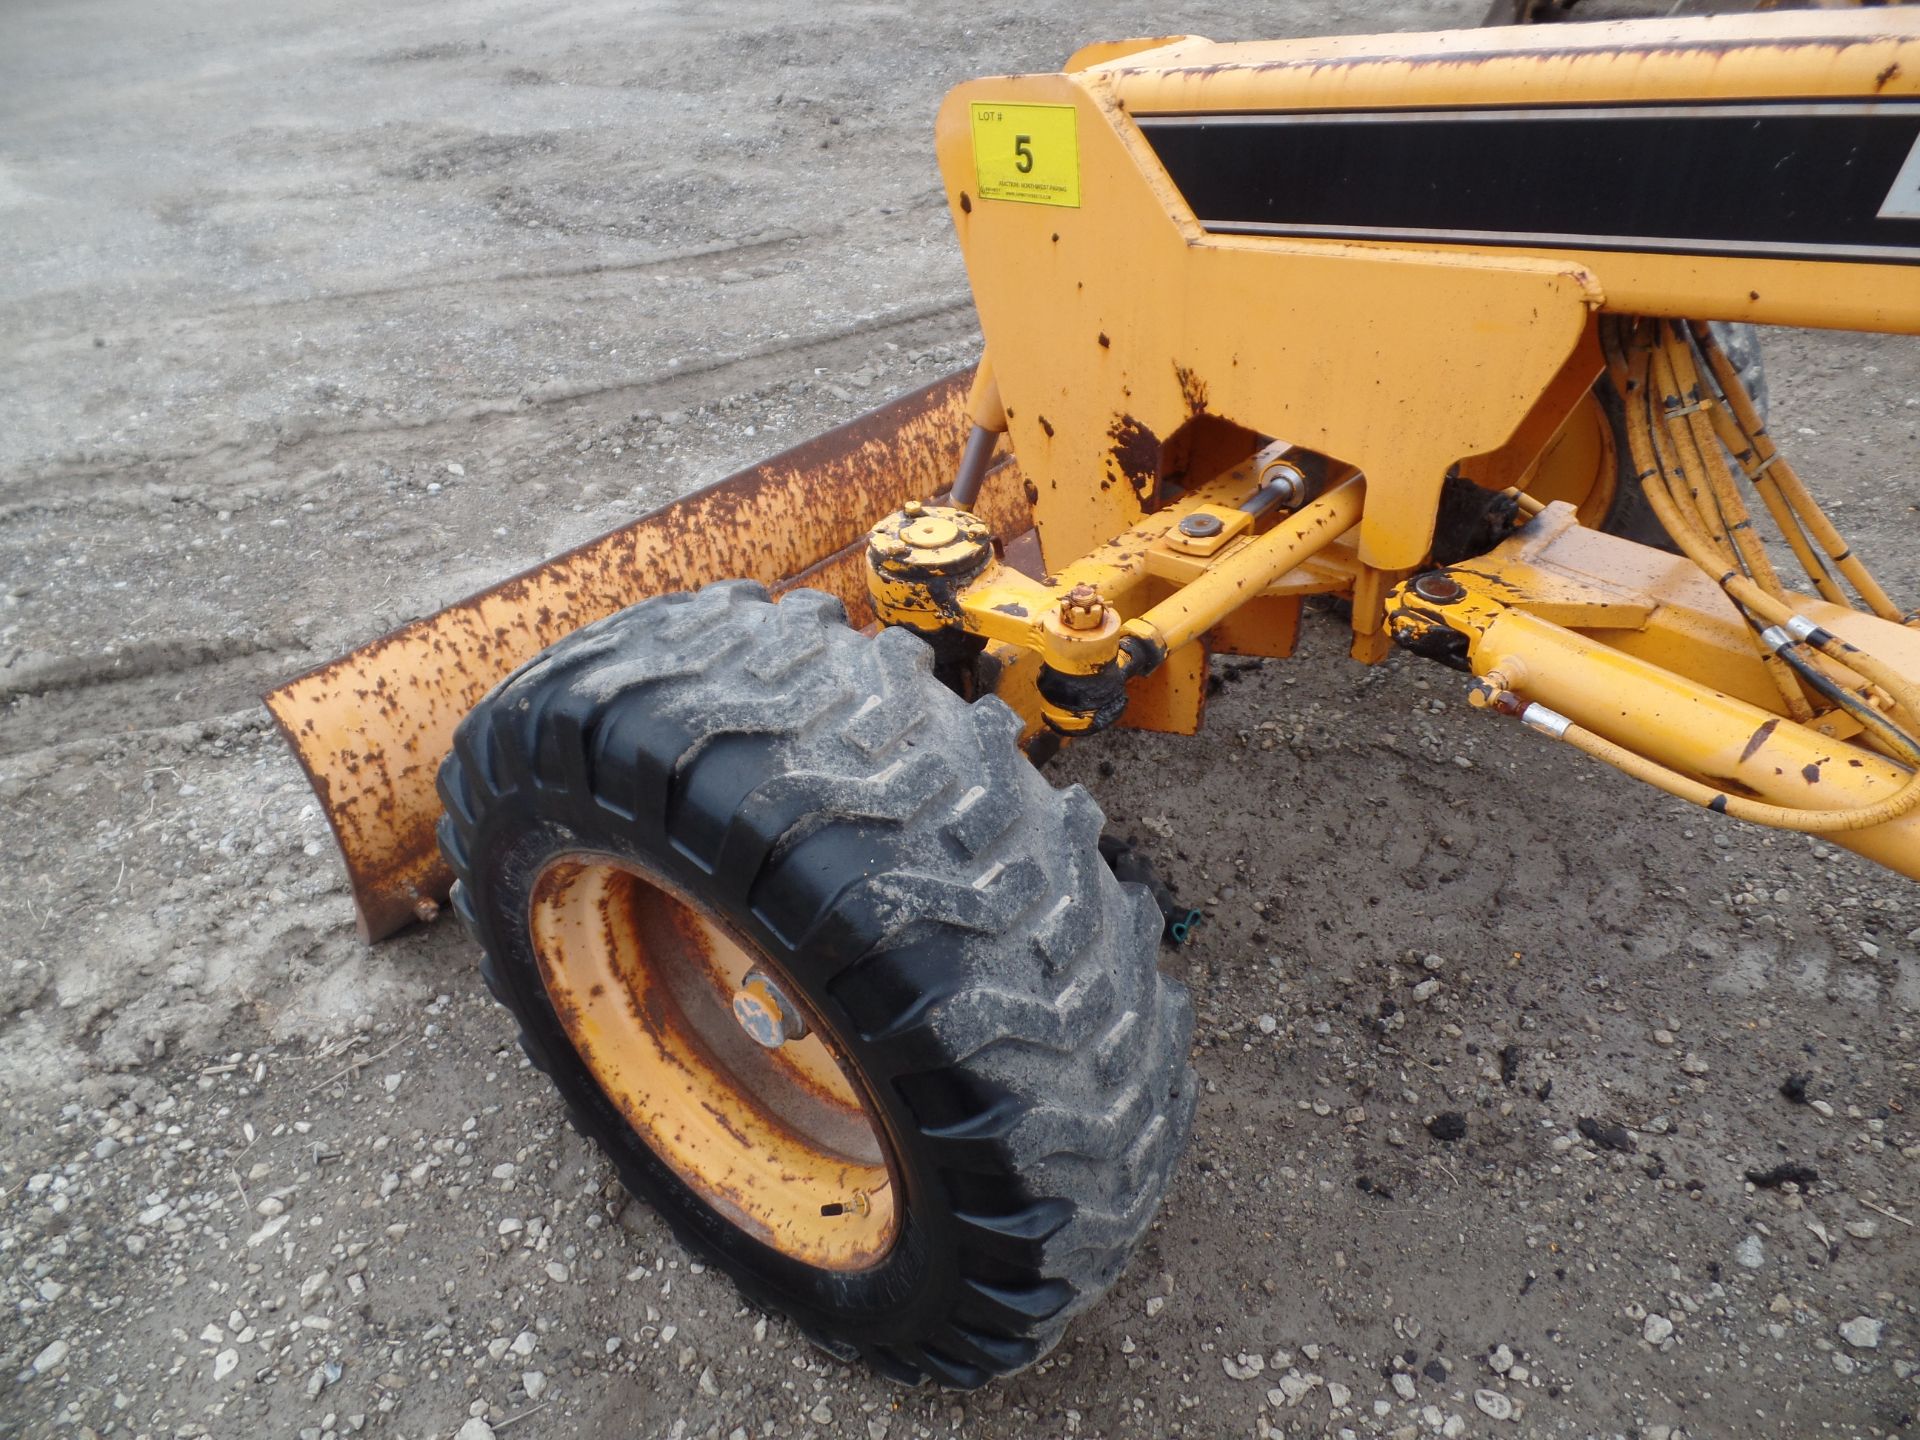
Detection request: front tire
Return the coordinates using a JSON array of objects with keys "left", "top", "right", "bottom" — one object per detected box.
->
[{"left": 436, "top": 581, "right": 1195, "bottom": 1386}]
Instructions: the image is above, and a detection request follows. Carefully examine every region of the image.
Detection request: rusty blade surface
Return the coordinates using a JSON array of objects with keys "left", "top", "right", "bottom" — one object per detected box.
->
[{"left": 266, "top": 371, "right": 1033, "bottom": 942}]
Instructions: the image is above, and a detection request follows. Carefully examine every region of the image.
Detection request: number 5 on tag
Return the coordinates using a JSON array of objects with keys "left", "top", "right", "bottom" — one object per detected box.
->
[{"left": 970, "top": 103, "right": 1080, "bottom": 208}]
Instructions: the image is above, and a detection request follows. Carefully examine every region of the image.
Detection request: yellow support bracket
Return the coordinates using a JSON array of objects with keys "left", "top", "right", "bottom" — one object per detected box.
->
[{"left": 1387, "top": 504, "right": 1920, "bottom": 880}]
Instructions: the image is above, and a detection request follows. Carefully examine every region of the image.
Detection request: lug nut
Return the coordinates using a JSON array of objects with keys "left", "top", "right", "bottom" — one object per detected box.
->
[
  {"left": 1059, "top": 583, "right": 1108, "bottom": 631},
  {"left": 732, "top": 969, "right": 810, "bottom": 1048}
]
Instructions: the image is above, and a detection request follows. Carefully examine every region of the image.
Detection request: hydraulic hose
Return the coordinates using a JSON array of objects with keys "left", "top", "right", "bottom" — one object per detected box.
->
[
  {"left": 1688, "top": 321, "right": 1903, "bottom": 622},
  {"left": 1561, "top": 319, "right": 1920, "bottom": 831},
  {"left": 1521, "top": 702, "right": 1920, "bottom": 834}
]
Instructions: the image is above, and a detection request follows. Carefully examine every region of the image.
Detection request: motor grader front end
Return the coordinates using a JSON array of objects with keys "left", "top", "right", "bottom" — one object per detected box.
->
[{"left": 267, "top": 10, "right": 1920, "bottom": 1386}]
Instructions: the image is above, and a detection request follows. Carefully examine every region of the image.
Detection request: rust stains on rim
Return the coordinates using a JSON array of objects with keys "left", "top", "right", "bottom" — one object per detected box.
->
[{"left": 528, "top": 855, "right": 900, "bottom": 1271}]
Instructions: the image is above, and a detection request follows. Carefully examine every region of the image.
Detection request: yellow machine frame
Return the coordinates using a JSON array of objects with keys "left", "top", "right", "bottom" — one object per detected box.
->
[
  {"left": 871, "top": 11, "right": 1920, "bottom": 870},
  {"left": 268, "top": 11, "right": 1920, "bottom": 937}
]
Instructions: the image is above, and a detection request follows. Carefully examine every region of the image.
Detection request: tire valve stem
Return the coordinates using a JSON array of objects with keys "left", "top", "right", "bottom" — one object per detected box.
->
[{"left": 820, "top": 1189, "right": 872, "bottom": 1219}]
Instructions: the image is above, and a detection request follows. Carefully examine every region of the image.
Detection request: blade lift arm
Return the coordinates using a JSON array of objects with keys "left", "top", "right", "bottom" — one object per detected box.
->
[{"left": 866, "top": 440, "right": 1364, "bottom": 735}]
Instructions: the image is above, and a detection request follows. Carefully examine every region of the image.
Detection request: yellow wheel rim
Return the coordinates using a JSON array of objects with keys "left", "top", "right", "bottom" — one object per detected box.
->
[
  {"left": 529, "top": 856, "right": 899, "bottom": 1271},
  {"left": 1521, "top": 389, "right": 1618, "bottom": 530}
]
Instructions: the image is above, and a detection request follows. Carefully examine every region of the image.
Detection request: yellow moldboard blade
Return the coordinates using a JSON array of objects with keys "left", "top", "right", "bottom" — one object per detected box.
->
[{"left": 265, "top": 371, "right": 1027, "bottom": 942}]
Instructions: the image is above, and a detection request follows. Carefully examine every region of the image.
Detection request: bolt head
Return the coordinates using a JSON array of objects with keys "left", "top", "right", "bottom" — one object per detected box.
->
[
  {"left": 902, "top": 515, "right": 962, "bottom": 550},
  {"left": 1411, "top": 573, "right": 1467, "bottom": 604},
  {"left": 1177, "top": 512, "right": 1224, "bottom": 538}
]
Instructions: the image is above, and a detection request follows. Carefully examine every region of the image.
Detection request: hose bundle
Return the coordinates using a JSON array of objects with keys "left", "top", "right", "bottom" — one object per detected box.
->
[{"left": 1537, "top": 318, "right": 1920, "bottom": 832}]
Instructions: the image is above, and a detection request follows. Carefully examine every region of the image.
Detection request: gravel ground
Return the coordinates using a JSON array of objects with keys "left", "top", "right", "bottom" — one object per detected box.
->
[{"left": 3, "top": 2, "right": 1918, "bottom": 1438}]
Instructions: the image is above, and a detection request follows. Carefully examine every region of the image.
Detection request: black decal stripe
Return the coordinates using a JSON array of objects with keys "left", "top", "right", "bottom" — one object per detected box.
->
[{"left": 1137, "top": 102, "right": 1920, "bottom": 266}]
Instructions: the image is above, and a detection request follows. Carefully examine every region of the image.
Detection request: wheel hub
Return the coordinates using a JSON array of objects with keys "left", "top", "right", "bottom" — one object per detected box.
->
[
  {"left": 732, "top": 970, "right": 810, "bottom": 1048},
  {"left": 528, "top": 856, "right": 899, "bottom": 1271}
]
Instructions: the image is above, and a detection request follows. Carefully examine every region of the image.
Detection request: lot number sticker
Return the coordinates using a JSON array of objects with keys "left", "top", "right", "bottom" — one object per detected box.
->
[{"left": 971, "top": 103, "right": 1080, "bottom": 208}]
